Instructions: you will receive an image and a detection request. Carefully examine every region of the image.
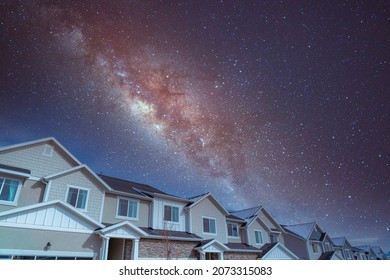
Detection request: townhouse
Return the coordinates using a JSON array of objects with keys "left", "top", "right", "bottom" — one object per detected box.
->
[
  {"left": 282, "top": 222, "right": 343, "bottom": 260},
  {"left": 0, "top": 137, "right": 386, "bottom": 260},
  {"left": 0, "top": 137, "right": 298, "bottom": 260}
]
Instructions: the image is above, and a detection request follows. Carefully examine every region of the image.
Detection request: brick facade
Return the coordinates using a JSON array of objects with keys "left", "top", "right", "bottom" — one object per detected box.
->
[{"left": 137, "top": 239, "right": 199, "bottom": 259}]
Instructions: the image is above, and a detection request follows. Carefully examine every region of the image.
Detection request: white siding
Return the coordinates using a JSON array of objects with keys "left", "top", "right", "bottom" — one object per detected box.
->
[
  {"left": 152, "top": 197, "right": 187, "bottom": 231},
  {"left": 248, "top": 219, "right": 269, "bottom": 248}
]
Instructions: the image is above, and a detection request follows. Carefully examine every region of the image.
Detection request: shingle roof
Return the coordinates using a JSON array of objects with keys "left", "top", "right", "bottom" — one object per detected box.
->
[
  {"left": 230, "top": 206, "right": 262, "bottom": 221},
  {"left": 318, "top": 251, "right": 337, "bottom": 260},
  {"left": 139, "top": 227, "right": 202, "bottom": 240},
  {"left": 258, "top": 242, "right": 278, "bottom": 257},
  {"left": 0, "top": 163, "right": 31, "bottom": 175},
  {"left": 225, "top": 243, "right": 261, "bottom": 252},
  {"left": 282, "top": 222, "right": 316, "bottom": 240},
  {"left": 331, "top": 237, "right": 345, "bottom": 247},
  {"left": 99, "top": 174, "right": 166, "bottom": 196}
]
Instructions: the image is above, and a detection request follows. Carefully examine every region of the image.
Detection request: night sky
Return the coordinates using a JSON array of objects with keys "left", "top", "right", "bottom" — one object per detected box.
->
[{"left": 1, "top": 1, "right": 389, "bottom": 251}]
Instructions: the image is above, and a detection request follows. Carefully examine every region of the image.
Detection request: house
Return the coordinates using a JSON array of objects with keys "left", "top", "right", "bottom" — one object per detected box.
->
[
  {"left": 371, "top": 246, "right": 388, "bottom": 260},
  {"left": 351, "top": 246, "right": 369, "bottom": 260},
  {"left": 282, "top": 222, "right": 343, "bottom": 260},
  {"left": 230, "top": 206, "right": 299, "bottom": 260},
  {"left": 331, "top": 237, "right": 354, "bottom": 260},
  {"left": 0, "top": 137, "right": 295, "bottom": 260}
]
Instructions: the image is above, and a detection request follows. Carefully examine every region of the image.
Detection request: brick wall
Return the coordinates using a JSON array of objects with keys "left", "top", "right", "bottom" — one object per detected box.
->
[
  {"left": 123, "top": 240, "right": 133, "bottom": 260},
  {"left": 224, "top": 252, "right": 259, "bottom": 260},
  {"left": 138, "top": 239, "right": 198, "bottom": 259}
]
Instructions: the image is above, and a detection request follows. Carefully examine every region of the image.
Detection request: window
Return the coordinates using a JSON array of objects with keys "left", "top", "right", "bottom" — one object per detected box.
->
[
  {"left": 163, "top": 205, "right": 179, "bottom": 222},
  {"left": 324, "top": 242, "right": 331, "bottom": 252},
  {"left": 0, "top": 177, "right": 20, "bottom": 204},
  {"left": 43, "top": 144, "right": 53, "bottom": 156},
  {"left": 117, "top": 198, "right": 138, "bottom": 219},
  {"left": 312, "top": 242, "right": 319, "bottom": 253},
  {"left": 66, "top": 187, "right": 88, "bottom": 210},
  {"left": 270, "top": 233, "right": 278, "bottom": 243},
  {"left": 227, "top": 223, "right": 239, "bottom": 237},
  {"left": 203, "top": 217, "right": 216, "bottom": 234},
  {"left": 255, "top": 230, "right": 263, "bottom": 244},
  {"left": 345, "top": 249, "right": 352, "bottom": 259}
]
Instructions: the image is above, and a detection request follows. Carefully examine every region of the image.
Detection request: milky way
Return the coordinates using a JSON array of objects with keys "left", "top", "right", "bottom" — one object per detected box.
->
[{"left": 1, "top": 1, "right": 389, "bottom": 251}]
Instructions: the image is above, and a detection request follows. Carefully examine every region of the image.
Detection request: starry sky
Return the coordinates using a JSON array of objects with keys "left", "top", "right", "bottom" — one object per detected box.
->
[{"left": 1, "top": 1, "right": 389, "bottom": 251}]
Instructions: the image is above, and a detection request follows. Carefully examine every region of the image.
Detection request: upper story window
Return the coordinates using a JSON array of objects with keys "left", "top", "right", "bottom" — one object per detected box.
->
[
  {"left": 163, "top": 205, "right": 179, "bottom": 222},
  {"left": 270, "top": 233, "right": 279, "bottom": 243},
  {"left": 312, "top": 242, "right": 319, "bottom": 253},
  {"left": 227, "top": 223, "right": 239, "bottom": 237},
  {"left": 117, "top": 198, "right": 138, "bottom": 219},
  {"left": 324, "top": 242, "right": 331, "bottom": 252},
  {"left": 43, "top": 144, "right": 53, "bottom": 157},
  {"left": 0, "top": 177, "right": 21, "bottom": 205},
  {"left": 255, "top": 230, "right": 263, "bottom": 244},
  {"left": 203, "top": 217, "right": 216, "bottom": 234},
  {"left": 66, "top": 186, "right": 89, "bottom": 210},
  {"left": 345, "top": 249, "right": 352, "bottom": 259}
]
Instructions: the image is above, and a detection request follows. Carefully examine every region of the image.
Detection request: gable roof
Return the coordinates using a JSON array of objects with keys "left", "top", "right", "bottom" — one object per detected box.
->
[
  {"left": 258, "top": 242, "right": 299, "bottom": 260},
  {"left": 186, "top": 192, "right": 229, "bottom": 215},
  {"left": 231, "top": 206, "right": 284, "bottom": 232},
  {"left": 194, "top": 239, "right": 230, "bottom": 251},
  {"left": 225, "top": 243, "right": 261, "bottom": 252},
  {"left": 0, "top": 200, "right": 104, "bottom": 230},
  {"left": 282, "top": 222, "right": 317, "bottom": 240},
  {"left": 43, "top": 165, "right": 112, "bottom": 191},
  {"left": 0, "top": 137, "right": 81, "bottom": 166},
  {"left": 318, "top": 251, "right": 344, "bottom": 260}
]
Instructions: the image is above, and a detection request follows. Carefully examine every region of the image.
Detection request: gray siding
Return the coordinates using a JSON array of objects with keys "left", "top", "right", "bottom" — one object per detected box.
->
[
  {"left": 47, "top": 170, "right": 104, "bottom": 221},
  {"left": 0, "top": 143, "right": 76, "bottom": 177},
  {"left": 102, "top": 193, "right": 150, "bottom": 227},
  {"left": 191, "top": 197, "right": 227, "bottom": 243},
  {"left": 248, "top": 219, "right": 269, "bottom": 248},
  {"left": 0, "top": 175, "right": 45, "bottom": 212}
]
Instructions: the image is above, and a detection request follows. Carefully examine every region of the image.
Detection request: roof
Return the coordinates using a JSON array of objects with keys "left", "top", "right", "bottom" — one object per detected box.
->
[
  {"left": 226, "top": 214, "right": 245, "bottom": 222},
  {"left": 186, "top": 192, "right": 230, "bottom": 215},
  {"left": 231, "top": 206, "right": 262, "bottom": 221},
  {"left": 140, "top": 227, "right": 202, "bottom": 240},
  {"left": 318, "top": 251, "right": 337, "bottom": 260},
  {"left": 258, "top": 242, "right": 278, "bottom": 257},
  {"left": 0, "top": 163, "right": 31, "bottom": 175},
  {"left": 100, "top": 174, "right": 166, "bottom": 196},
  {"left": 282, "top": 222, "right": 316, "bottom": 240},
  {"left": 331, "top": 237, "right": 345, "bottom": 247},
  {"left": 0, "top": 137, "right": 81, "bottom": 166},
  {"left": 225, "top": 243, "right": 261, "bottom": 252}
]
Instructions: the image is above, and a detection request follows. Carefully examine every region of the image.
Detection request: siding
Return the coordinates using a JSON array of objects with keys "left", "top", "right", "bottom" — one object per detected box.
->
[
  {"left": 151, "top": 197, "right": 187, "bottom": 231},
  {"left": 0, "top": 176, "right": 44, "bottom": 212},
  {"left": 102, "top": 193, "right": 150, "bottom": 227},
  {"left": 0, "top": 226, "right": 101, "bottom": 257},
  {"left": 190, "top": 197, "right": 227, "bottom": 243},
  {"left": 283, "top": 234, "right": 308, "bottom": 259},
  {"left": 0, "top": 143, "right": 76, "bottom": 177},
  {"left": 46, "top": 170, "right": 104, "bottom": 221},
  {"left": 248, "top": 219, "right": 269, "bottom": 248}
]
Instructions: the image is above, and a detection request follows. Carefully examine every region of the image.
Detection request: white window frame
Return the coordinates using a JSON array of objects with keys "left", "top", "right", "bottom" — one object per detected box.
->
[
  {"left": 0, "top": 176, "right": 22, "bottom": 206},
  {"left": 202, "top": 216, "right": 217, "bottom": 235},
  {"left": 269, "top": 233, "right": 279, "bottom": 243},
  {"left": 227, "top": 223, "right": 239, "bottom": 238},
  {"left": 115, "top": 197, "right": 139, "bottom": 221},
  {"left": 42, "top": 144, "right": 54, "bottom": 157},
  {"left": 163, "top": 204, "right": 179, "bottom": 223},
  {"left": 254, "top": 230, "right": 263, "bottom": 244},
  {"left": 65, "top": 185, "right": 89, "bottom": 212}
]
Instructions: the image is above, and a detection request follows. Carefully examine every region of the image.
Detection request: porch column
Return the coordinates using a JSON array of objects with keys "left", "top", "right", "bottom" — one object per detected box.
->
[
  {"left": 199, "top": 251, "right": 205, "bottom": 260},
  {"left": 219, "top": 252, "right": 224, "bottom": 260},
  {"left": 101, "top": 236, "right": 110, "bottom": 260},
  {"left": 132, "top": 239, "right": 139, "bottom": 260}
]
